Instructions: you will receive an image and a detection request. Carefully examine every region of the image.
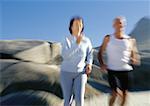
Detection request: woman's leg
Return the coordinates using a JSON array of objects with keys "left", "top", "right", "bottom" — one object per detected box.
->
[
  {"left": 74, "top": 73, "right": 87, "bottom": 106},
  {"left": 60, "top": 71, "right": 74, "bottom": 106}
]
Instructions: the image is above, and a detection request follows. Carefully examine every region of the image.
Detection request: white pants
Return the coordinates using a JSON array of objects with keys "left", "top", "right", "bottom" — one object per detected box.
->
[{"left": 60, "top": 71, "right": 87, "bottom": 106}]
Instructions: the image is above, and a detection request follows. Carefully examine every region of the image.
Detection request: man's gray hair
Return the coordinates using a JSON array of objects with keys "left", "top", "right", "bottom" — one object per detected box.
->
[{"left": 114, "top": 16, "right": 127, "bottom": 26}]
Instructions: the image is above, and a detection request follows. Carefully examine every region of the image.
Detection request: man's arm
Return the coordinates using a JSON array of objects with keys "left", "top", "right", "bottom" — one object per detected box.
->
[
  {"left": 97, "top": 35, "right": 110, "bottom": 70},
  {"left": 130, "top": 38, "right": 141, "bottom": 65}
]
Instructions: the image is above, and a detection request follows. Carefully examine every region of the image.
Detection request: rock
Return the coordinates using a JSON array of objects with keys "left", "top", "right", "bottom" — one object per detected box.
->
[
  {"left": 0, "top": 40, "right": 101, "bottom": 106},
  {"left": 0, "top": 40, "right": 62, "bottom": 64},
  {"left": 0, "top": 59, "right": 62, "bottom": 98},
  {"left": 0, "top": 40, "right": 44, "bottom": 54},
  {"left": 0, "top": 90, "right": 62, "bottom": 106},
  {"left": 129, "top": 17, "right": 150, "bottom": 90},
  {"left": 130, "top": 17, "right": 150, "bottom": 45}
]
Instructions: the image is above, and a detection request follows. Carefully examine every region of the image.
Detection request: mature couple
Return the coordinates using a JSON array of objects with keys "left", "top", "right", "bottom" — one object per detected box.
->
[{"left": 60, "top": 16, "right": 140, "bottom": 106}]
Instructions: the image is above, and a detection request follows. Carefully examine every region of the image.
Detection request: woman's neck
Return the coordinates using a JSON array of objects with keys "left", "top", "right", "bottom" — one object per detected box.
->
[{"left": 72, "top": 32, "right": 81, "bottom": 38}]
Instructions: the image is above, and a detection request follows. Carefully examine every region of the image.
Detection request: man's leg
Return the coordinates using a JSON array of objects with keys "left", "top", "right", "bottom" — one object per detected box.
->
[
  {"left": 109, "top": 90, "right": 117, "bottom": 106},
  {"left": 119, "top": 72, "right": 129, "bottom": 106},
  {"left": 108, "top": 71, "right": 118, "bottom": 106},
  {"left": 120, "top": 90, "right": 128, "bottom": 106}
]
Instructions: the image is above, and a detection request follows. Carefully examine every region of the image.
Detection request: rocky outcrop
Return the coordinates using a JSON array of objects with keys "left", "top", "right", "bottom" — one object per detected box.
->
[
  {"left": 0, "top": 40, "right": 101, "bottom": 106},
  {"left": 129, "top": 17, "right": 150, "bottom": 90},
  {"left": 0, "top": 41, "right": 62, "bottom": 64}
]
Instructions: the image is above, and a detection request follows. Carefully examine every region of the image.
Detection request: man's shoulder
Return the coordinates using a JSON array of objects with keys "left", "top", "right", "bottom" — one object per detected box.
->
[
  {"left": 104, "top": 34, "right": 111, "bottom": 38},
  {"left": 125, "top": 35, "right": 136, "bottom": 42},
  {"left": 124, "top": 34, "right": 136, "bottom": 39},
  {"left": 103, "top": 34, "right": 111, "bottom": 43}
]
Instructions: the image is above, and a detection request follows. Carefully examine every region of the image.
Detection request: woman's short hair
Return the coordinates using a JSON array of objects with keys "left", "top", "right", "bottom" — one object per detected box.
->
[{"left": 69, "top": 16, "right": 84, "bottom": 34}]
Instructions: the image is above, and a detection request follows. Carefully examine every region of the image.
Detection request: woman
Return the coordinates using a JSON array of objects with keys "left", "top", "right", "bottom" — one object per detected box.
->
[
  {"left": 98, "top": 16, "right": 140, "bottom": 106},
  {"left": 60, "top": 16, "right": 93, "bottom": 106}
]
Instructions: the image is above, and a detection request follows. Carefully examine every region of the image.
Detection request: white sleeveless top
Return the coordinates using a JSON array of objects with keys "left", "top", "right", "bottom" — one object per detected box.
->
[{"left": 106, "top": 34, "right": 133, "bottom": 71}]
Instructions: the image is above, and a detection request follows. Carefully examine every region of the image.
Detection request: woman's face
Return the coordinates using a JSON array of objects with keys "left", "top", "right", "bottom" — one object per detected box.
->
[{"left": 71, "top": 19, "right": 83, "bottom": 35}]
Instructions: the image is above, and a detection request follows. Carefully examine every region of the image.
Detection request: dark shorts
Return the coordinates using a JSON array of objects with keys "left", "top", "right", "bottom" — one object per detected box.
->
[{"left": 107, "top": 69, "right": 130, "bottom": 92}]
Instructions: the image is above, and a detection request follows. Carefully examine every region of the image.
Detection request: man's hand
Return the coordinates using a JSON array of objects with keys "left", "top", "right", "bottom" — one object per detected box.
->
[
  {"left": 131, "top": 58, "right": 140, "bottom": 65},
  {"left": 130, "top": 38, "right": 141, "bottom": 66},
  {"left": 100, "top": 64, "right": 107, "bottom": 72},
  {"left": 85, "top": 64, "right": 92, "bottom": 77}
]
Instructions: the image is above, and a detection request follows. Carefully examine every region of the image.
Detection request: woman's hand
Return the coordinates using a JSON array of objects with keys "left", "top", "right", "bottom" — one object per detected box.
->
[
  {"left": 85, "top": 64, "right": 92, "bottom": 77},
  {"left": 76, "top": 35, "right": 82, "bottom": 44}
]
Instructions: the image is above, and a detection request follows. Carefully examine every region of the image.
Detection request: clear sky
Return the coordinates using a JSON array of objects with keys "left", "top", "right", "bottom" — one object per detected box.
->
[{"left": 1, "top": 0, "right": 149, "bottom": 47}]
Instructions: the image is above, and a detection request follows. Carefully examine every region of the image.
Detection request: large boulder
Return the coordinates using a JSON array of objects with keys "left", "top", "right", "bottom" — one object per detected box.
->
[
  {"left": 129, "top": 17, "right": 150, "bottom": 90},
  {"left": 0, "top": 40, "right": 62, "bottom": 64},
  {"left": 0, "top": 40, "right": 101, "bottom": 106},
  {"left": 0, "top": 90, "right": 63, "bottom": 106}
]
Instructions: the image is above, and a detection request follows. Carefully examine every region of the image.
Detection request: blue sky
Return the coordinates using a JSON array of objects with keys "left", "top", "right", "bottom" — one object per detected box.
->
[{"left": 1, "top": 0, "right": 149, "bottom": 47}]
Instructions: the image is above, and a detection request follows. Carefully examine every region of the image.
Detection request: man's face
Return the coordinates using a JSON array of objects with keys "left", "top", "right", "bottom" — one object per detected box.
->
[{"left": 113, "top": 18, "right": 125, "bottom": 31}]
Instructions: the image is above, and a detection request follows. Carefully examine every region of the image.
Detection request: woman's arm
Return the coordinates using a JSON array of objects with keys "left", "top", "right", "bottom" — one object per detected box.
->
[
  {"left": 61, "top": 37, "right": 77, "bottom": 60},
  {"left": 85, "top": 39, "right": 93, "bottom": 75},
  {"left": 86, "top": 39, "right": 93, "bottom": 66}
]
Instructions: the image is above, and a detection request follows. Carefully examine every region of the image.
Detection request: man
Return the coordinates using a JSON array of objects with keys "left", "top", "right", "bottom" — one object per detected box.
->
[{"left": 98, "top": 16, "right": 140, "bottom": 106}]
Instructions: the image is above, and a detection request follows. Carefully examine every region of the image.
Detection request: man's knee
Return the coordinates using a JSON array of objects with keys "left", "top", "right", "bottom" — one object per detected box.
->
[
  {"left": 122, "top": 90, "right": 128, "bottom": 95},
  {"left": 111, "top": 90, "right": 117, "bottom": 97}
]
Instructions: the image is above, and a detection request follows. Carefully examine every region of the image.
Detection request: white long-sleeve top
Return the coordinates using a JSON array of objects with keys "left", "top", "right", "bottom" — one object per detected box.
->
[{"left": 61, "top": 35, "right": 93, "bottom": 73}]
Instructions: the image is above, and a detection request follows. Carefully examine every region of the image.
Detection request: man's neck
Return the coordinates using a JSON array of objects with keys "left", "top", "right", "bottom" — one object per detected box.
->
[{"left": 114, "top": 31, "right": 124, "bottom": 39}]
